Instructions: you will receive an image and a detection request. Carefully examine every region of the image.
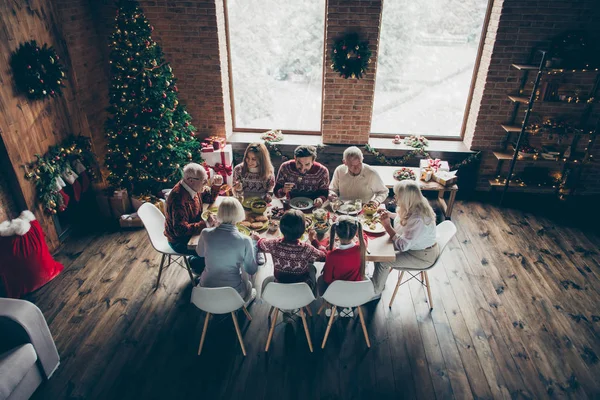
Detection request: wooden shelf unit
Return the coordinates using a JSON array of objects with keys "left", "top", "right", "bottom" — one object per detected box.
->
[{"left": 491, "top": 50, "right": 600, "bottom": 204}]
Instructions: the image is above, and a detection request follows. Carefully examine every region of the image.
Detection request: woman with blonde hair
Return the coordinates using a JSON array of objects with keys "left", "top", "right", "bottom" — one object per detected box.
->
[
  {"left": 371, "top": 180, "right": 439, "bottom": 298},
  {"left": 196, "top": 197, "right": 258, "bottom": 305},
  {"left": 233, "top": 142, "right": 275, "bottom": 202}
]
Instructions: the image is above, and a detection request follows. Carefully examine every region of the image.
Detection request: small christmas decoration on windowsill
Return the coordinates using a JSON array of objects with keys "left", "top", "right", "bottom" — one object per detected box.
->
[{"left": 404, "top": 135, "right": 429, "bottom": 149}]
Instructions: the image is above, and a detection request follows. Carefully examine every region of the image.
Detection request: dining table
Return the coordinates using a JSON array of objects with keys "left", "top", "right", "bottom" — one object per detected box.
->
[
  {"left": 187, "top": 196, "right": 397, "bottom": 263},
  {"left": 370, "top": 165, "right": 458, "bottom": 219}
]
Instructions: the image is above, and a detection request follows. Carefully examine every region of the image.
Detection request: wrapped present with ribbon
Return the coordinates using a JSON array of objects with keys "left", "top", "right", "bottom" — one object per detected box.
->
[
  {"left": 130, "top": 194, "right": 166, "bottom": 215},
  {"left": 202, "top": 135, "right": 227, "bottom": 152},
  {"left": 119, "top": 213, "right": 144, "bottom": 229},
  {"left": 202, "top": 144, "right": 233, "bottom": 185},
  {"left": 109, "top": 189, "right": 133, "bottom": 218},
  {"left": 420, "top": 158, "right": 449, "bottom": 173},
  {"left": 432, "top": 170, "right": 458, "bottom": 187},
  {"left": 420, "top": 167, "right": 434, "bottom": 182}
]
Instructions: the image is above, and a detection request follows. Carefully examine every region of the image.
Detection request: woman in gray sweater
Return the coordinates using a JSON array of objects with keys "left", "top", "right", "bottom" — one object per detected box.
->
[{"left": 196, "top": 198, "right": 258, "bottom": 304}]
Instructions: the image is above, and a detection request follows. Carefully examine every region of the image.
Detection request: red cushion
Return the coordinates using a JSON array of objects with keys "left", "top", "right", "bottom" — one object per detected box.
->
[{"left": 0, "top": 220, "right": 64, "bottom": 298}]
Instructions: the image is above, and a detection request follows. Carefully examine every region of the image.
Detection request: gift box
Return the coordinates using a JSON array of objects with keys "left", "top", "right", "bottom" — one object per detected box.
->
[
  {"left": 420, "top": 158, "right": 449, "bottom": 173},
  {"left": 202, "top": 136, "right": 227, "bottom": 152},
  {"left": 130, "top": 195, "right": 166, "bottom": 214},
  {"left": 420, "top": 168, "right": 433, "bottom": 182},
  {"left": 119, "top": 213, "right": 144, "bottom": 229},
  {"left": 202, "top": 144, "right": 233, "bottom": 185},
  {"left": 109, "top": 189, "right": 133, "bottom": 217},
  {"left": 432, "top": 170, "right": 458, "bottom": 187},
  {"left": 96, "top": 193, "right": 113, "bottom": 218}
]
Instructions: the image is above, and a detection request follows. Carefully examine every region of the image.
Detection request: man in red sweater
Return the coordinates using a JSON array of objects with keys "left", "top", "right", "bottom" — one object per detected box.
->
[
  {"left": 274, "top": 145, "right": 329, "bottom": 207},
  {"left": 164, "top": 163, "right": 221, "bottom": 273}
]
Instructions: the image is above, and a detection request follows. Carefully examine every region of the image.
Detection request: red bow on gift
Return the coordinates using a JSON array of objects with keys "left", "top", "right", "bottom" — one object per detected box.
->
[
  {"left": 427, "top": 158, "right": 443, "bottom": 172},
  {"left": 213, "top": 163, "right": 232, "bottom": 179}
]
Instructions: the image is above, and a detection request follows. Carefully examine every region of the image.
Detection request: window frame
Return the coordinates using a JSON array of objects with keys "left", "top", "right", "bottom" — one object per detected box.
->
[
  {"left": 223, "top": 0, "right": 327, "bottom": 135},
  {"left": 369, "top": 0, "right": 494, "bottom": 141}
]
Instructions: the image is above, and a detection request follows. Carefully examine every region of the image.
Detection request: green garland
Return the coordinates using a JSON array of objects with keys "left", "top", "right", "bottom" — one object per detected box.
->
[
  {"left": 364, "top": 144, "right": 481, "bottom": 169},
  {"left": 364, "top": 144, "right": 430, "bottom": 165},
  {"left": 23, "top": 136, "right": 98, "bottom": 214},
  {"left": 10, "top": 40, "right": 67, "bottom": 100},
  {"left": 330, "top": 33, "right": 372, "bottom": 79}
]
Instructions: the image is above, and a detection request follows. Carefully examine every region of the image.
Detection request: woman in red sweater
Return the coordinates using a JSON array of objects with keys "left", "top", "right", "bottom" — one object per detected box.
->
[{"left": 317, "top": 216, "right": 368, "bottom": 297}]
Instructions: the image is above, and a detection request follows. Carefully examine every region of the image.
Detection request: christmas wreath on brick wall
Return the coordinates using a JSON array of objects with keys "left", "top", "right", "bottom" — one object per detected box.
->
[
  {"left": 10, "top": 40, "right": 66, "bottom": 100},
  {"left": 330, "top": 33, "right": 371, "bottom": 79}
]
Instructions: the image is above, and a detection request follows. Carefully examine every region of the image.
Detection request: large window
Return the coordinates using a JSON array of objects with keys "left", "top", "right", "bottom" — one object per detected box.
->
[
  {"left": 372, "top": 0, "right": 489, "bottom": 137},
  {"left": 226, "top": 0, "right": 325, "bottom": 131}
]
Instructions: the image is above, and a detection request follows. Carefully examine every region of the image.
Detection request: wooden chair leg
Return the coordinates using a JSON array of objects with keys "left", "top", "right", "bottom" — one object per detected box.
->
[
  {"left": 300, "top": 309, "right": 313, "bottom": 352},
  {"left": 268, "top": 306, "right": 275, "bottom": 320},
  {"left": 184, "top": 257, "right": 195, "bottom": 286},
  {"left": 317, "top": 301, "right": 328, "bottom": 315},
  {"left": 304, "top": 306, "right": 313, "bottom": 317},
  {"left": 420, "top": 271, "right": 424, "bottom": 284},
  {"left": 265, "top": 308, "right": 279, "bottom": 352},
  {"left": 198, "top": 312, "right": 210, "bottom": 355},
  {"left": 242, "top": 306, "right": 252, "bottom": 321},
  {"left": 423, "top": 271, "right": 433, "bottom": 311},
  {"left": 388, "top": 271, "right": 405, "bottom": 308},
  {"left": 321, "top": 306, "right": 337, "bottom": 349},
  {"left": 231, "top": 311, "right": 247, "bottom": 356},
  {"left": 155, "top": 254, "right": 166, "bottom": 289},
  {"left": 357, "top": 306, "right": 371, "bottom": 348}
]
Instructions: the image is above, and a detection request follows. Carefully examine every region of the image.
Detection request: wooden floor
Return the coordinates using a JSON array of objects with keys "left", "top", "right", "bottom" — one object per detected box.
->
[{"left": 27, "top": 199, "right": 600, "bottom": 400}]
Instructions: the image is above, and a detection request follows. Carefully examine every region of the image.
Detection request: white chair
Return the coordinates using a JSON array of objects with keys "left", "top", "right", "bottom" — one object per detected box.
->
[
  {"left": 262, "top": 282, "right": 315, "bottom": 352},
  {"left": 191, "top": 286, "right": 252, "bottom": 356},
  {"left": 318, "top": 280, "right": 375, "bottom": 348},
  {"left": 137, "top": 202, "right": 195, "bottom": 288},
  {"left": 388, "top": 220, "right": 457, "bottom": 310}
]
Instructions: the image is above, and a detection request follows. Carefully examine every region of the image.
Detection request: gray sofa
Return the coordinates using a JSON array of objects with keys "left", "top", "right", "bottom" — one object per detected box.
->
[{"left": 0, "top": 298, "right": 59, "bottom": 400}]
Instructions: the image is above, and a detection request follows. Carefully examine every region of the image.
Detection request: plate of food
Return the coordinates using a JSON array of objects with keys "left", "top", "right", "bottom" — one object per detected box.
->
[
  {"left": 238, "top": 215, "right": 269, "bottom": 232},
  {"left": 242, "top": 196, "right": 261, "bottom": 210},
  {"left": 235, "top": 223, "right": 252, "bottom": 236},
  {"left": 360, "top": 215, "right": 386, "bottom": 234},
  {"left": 290, "top": 197, "right": 313, "bottom": 211},
  {"left": 201, "top": 207, "right": 219, "bottom": 221},
  {"left": 337, "top": 202, "right": 359, "bottom": 215},
  {"left": 269, "top": 206, "right": 285, "bottom": 220},
  {"left": 314, "top": 221, "right": 330, "bottom": 234}
]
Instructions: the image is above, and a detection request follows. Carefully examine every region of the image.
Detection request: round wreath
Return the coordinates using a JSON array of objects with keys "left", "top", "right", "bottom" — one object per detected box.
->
[
  {"left": 330, "top": 33, "right": 371, "bottom": 79},
  {"left": 10, "top": 40, "right": 66, "bottom": 100}
]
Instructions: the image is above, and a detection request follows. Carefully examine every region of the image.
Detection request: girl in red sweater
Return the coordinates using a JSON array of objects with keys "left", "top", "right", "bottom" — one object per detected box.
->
[{"left": 317, "top": 216, "right": 368, "bottom": 297}]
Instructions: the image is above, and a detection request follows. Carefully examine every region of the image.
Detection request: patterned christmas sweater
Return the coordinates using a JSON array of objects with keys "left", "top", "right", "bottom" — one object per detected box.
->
[
  {"left": 232, "top": 163, "right": 275, "bottom": 198},
  {"left": 257, "top": 238, "right": 327, "bottom": 285},
  {"left": 274, "top": 160, "right": 330, "bottom": 201},
  {"left": 164, "top": 182, "right": 219, "bottom": 244}
]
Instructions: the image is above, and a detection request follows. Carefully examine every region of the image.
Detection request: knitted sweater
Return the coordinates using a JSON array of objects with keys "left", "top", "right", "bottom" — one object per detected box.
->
[
  {"left": 322, "top": 244, "right": 365, "bottom": 284},
  {"left": 232, "top": 163, "right": 275, "bottom": 198},
  {"left": 164, "top": 182, "right": 219, "bottom": 244},
  {"left": 257, "top": 238, "right": 327, "bottom": 284},
  {"left": 329, "top": 163, "right": 389, "bottom": 204},
  {"left": 274, "top": 160, "right": 329, "bottom": 201}
]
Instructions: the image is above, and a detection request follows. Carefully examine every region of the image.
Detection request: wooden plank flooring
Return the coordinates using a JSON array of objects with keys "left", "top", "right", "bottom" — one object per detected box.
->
[{"left": 27, "top": 199, "right": 600, "bottom": 400}]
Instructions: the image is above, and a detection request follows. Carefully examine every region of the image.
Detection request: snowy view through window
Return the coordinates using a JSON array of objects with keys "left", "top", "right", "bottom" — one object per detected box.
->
[
  {"left": 227, "top": 0, "right": 488, "bottom": 137},
  {"left": 227, "top": 0, "right": 325, "bottom": 131},
  {"left": 372, "top": 0, "right": 489, "bottom": 137}
]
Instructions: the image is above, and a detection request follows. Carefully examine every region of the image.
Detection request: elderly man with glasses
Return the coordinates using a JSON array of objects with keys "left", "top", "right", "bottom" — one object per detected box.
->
[
  {"left": 164, "top": 163, "right": 222, "bottom": 274},
  {"left": 328, "top": 146, "right": 388, "bottom": 205}
]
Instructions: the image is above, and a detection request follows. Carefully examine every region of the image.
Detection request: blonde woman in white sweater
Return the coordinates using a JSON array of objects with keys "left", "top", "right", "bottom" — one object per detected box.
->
[
  {"left": 371, "top": 180, "right": 439, "bottom": 297},
  {"left": 328, "top": 146, "right": 388, "bottom": 205}
]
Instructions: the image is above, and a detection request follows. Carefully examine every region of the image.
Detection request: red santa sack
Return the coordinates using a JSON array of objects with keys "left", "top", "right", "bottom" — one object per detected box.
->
[{"left": 0, "top": 211, "right": 64, "bottom": 298}]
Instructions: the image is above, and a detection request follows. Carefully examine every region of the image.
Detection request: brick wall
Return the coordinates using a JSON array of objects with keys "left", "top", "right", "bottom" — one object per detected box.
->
[
  {"left": 321, "top": 0, "right": 382, "bottom": 145},
  {"left": 465, "top": 0, "right": 600, "bottom": 193}
]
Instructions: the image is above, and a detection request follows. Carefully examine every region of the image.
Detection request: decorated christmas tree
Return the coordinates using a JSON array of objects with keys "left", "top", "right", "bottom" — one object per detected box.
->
[{"left": 105, "top": 0, "right": 201, "bottom": 195}]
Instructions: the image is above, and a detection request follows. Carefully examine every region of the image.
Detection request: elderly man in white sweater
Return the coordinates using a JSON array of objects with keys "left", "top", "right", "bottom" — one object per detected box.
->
[{"left": 328, "top": 146, "right": 389, "bottom": 205}]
